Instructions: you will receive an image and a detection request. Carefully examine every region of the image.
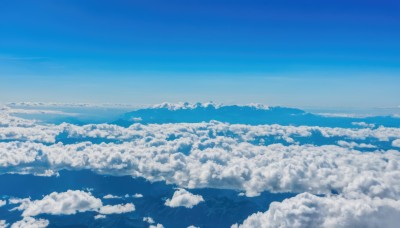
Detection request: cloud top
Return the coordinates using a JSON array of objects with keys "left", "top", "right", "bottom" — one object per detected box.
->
[
  {"left": 165, "top": 189, "right": 204, "bottom": 208},
  {"left": 233, "top": 193, "right": 400, "bottom": 228}
]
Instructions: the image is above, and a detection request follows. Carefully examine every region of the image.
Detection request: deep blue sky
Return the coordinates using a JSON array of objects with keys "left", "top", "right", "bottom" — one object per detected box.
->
[{"left": 1, "top": 0, "right": 399, "bottom": 107}]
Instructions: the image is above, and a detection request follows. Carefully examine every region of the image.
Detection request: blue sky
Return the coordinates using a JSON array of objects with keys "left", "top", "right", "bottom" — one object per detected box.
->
[{"left": 0, "top": 0, "right": 399, "bottom": 108}]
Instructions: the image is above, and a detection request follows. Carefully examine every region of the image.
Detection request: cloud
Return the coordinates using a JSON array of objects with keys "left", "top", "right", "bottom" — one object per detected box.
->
[
  {"left": 337, "top": 140, "right": 376, "bottom": 149},
  {"left": 165, "top": 189, "right": 204, "bottom": 208},
  {"left": 149, "top": 224, "right": 164, "bottom": 228},
  {"left": 352, "top": 122, "right": 375, "bottom": 128},
  {"left": 143, "top": 216, "right": 165, "bottom": 228},
  {"left": 0, "top": 200, "right": 6, "bottom": 207},
  {"left": 132, "top": 193, "right": 143, "bottom": 198},
  {"left": 13, "top": 190, "right": 102, "bottom": 217},
  {"left": 0, "top": 111, "right": 37, "bottom": 127},
  {"left": 143, "top": 217, "right": 155, "bottom": 224},
  {"left": 0, "top": 220, "right": 8, "bottom": 228},
  {"left": 233, "top": 192, "right": 400, "bottom": 228},
  {"left": 316, "top": 113, "right": 371, "bottom": 118},
  {"left": 98, "top": 203, "right": 135, "bottom": 214},
  {"left": 11, "top": 217, "right": 49, "bottom": 228},
  {"left": 94, "top": 214, "right": 106, "bottom": 220},
  {"left": 5, "top": 107, "right": 78, "bottom": 116},
  {"left": 392, "top": 139, "right": 400, "bottom": 148},
  {"left": 6, "top": 102, "right": 137, "bottom": 109},
  {"left": 11, "top": 190, "right": 135, "bottom": 217},
  {"left": 103, "top": 194, "right": 121, "bottom": 199},
  {"left": 0, "top": 112, "right": 61, "bottom": 143}
]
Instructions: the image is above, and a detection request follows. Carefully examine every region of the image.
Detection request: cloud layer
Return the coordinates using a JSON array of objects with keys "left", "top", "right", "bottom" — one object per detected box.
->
[
  {"left": 1, "top": 110, "right": 400, "bottom": 227},
  {"left": 1, "top": 140, "right": 399, "bottom": 198}
]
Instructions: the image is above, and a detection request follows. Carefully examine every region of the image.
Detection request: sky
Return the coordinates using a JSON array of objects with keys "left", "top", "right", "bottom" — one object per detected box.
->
[{"left": 0, "top": 0, "right": 399, "bottom": 108}]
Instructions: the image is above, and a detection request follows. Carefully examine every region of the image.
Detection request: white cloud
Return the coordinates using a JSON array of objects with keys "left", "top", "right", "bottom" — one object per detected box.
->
[
  {"left": 0, "top": 113, "right": 61, "bottom": 143},
  {"left": 149, "top": 224, "right": 164, "bottom": 228},
  {"left": 6, "top": 102, "right": 137, "bottom": 109},
  {"left": 94, "top": 214, "right": 106, "bottom": 220},
  {"left": 120, "top": 193, "right": 142, "bottom": 198},
  {"left": 98, "top": 203, "right": 135, "bottom": 214},
  {"left": 132, "top": 193, "right": 143, "bottom": 198},
  {"left": 337, "top": 140, "right": 376, "bottom": 149},
  {"left": 131, "top": 117, "right": 142, "bottom": 122},
  {"left": 103, "top": 194, "right": 121, "bottom": 199},
  {"left": 316, "top": 113, "right": 366, "bottom": 118},
  {"left": 11, "top": 190, "right": 135, "bottom": 217},
  {"left": 11, "top": 217, "right": 49, "bottom": 228},
  {"left": 352, "top": 122, "right": 375, "bottom": 128},
  {"left": 392, "top": 139, "right": 400, "bottom": 148},
  {"left": 0, "top": 220, "right": 8, "bottom": 228},
  {"left": 165, "top": 189, "right": 204, "bottom": 208},
  {"left": 13, "top": 190, "right": 102, "bottom": 217},
  {"left": 5, "top": 107, "right": 78, "bottom": 116},
  {"left": 143, "top": 217, "right": 155, "bottom": 224},
  {"left": 233, "top": 192, "right": 400, "bottom": 228},
  {"left": 8, "top": 197, "right": 30, "bottom": 205},
  {"left": 0, "top": 200, "right": 6, "bottom": 207}
]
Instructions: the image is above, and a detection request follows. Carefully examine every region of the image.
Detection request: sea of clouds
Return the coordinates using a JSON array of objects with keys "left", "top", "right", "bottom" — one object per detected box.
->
[{"left": 1, "top": 106, "right": 400, "bottom": 227}]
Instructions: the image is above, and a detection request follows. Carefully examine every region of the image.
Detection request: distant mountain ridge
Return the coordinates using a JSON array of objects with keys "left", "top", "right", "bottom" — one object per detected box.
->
[
  {"left": 148, "top": 102, "right": 271, "bottom": 110},
  {"left": 113, "top": 102, "right": 400, "bottom": 127}
]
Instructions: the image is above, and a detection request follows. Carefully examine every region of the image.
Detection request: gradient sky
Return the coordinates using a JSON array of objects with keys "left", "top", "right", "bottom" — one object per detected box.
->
[{"left": 1, "top": 0, "right": 399, "bottom": 107}]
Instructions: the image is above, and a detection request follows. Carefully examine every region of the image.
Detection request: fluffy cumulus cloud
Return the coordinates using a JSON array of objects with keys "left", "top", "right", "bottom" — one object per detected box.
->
[
  {"left": 13, "top": 190, "right": 102, "bottom": 217},
  {"left": 98, "top": 203, "right": 135, "bottom": 214},
  {"left": 165, "top": 189, "right": 204, "bottom": 208},
  {"left": 393, "top": 139, "right": 400, "bottom": 148},
  {"left": 11, "top": 217, "right": 49, "bottom": 228},
  {"left": 233, "top": 193, "right": 400, "bottom": 228},
  {"left": 11, "top": 190, "right": 134, "bottom": 218}
]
